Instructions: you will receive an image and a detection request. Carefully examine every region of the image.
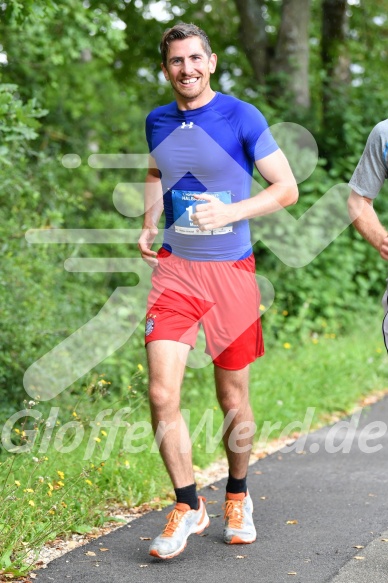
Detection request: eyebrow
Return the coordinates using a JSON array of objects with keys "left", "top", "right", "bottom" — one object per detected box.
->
[{"left": 168, "top": 53, "right": 203, "bottom": 63}]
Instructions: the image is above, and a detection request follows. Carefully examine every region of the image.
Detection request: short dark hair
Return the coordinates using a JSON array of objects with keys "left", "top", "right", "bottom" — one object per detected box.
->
[{"left": 160, "top": 23, "right": 212, "bottom": 67}]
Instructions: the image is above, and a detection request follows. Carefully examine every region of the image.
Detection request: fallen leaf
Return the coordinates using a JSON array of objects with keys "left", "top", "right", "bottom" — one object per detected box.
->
[
  {"left": 286, "top": 520, "right": 298, "bottom": 525},
  {"left": 99, "top": 548, "right": 109, "bottom": 551},
  {"left": 139, "top": 537, "right": 151, "bottom": 541},
  {"left": 209, "top": 513, "right": 221, "bottom": 518},
  {"left": 353, "top": 545, "right": 364, "bottom": 549},
  {"left": 236, "top": 555, "right": 247, "bottom": 559},
  {"left": 254, "top": 471, "right": 262, "bottom": 475},
  {"left": 381, "top": 539, "right": 388, "bottom": 542},
  {"left": 30, "top": 576, "right": 37, "bottom": 580},
  {"left": 209, "top": 485, "right": 219, "bottom": 491},
  {"left": 193, "top": 465, "right": 201, "bottom": 472},
  {"left": 260, "top": 496, "right": 267, "bottom": 500},
  {"left": 207, "top": 500, "right": 218, "bottom": 504},
  {"left": 354, "top": 556, "right": 365, "bottom": 560},
  {"left": 368, "top": 493, "right": 376, "bottom": 497},
  {"left": 288, "top": 572, "right": 297, "bottom": 576},
  {"left": 85, "top": 551, "right": 96, "bottom": 556},
  {"left": 139, "top": 564, "right": 148, "bottom": 568}
]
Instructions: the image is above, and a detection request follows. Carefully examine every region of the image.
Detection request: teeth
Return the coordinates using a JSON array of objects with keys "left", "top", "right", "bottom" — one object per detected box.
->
[{"left": 181, "top": 78, "right": 198, "bottom": 84}]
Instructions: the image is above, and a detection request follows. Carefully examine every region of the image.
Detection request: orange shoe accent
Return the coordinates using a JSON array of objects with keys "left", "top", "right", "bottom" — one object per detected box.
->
[
  {"left": 223, "top": 492, "right": 245, "bottom": 530},
  {"left": 229, "top": 535, "right": 254, "bottom": 544},
  {"left": 161, "top": 503, "right": 191, "bottom": 538}
]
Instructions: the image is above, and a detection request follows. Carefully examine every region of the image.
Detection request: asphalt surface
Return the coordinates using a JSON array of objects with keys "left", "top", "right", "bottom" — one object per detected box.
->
[{"left": 35, "top": 397, "right": 388, "bottom": 583}]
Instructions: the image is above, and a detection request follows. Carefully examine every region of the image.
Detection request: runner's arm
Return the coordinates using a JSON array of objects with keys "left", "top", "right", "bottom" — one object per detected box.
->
[
  {"left": 233, "top": 149, "right": 298, "bottom": 220},
  {"left": 192, "top": 149, "right": 298, "bottom": 230},
  {"left": 348, "top": 190, "right": 388, "bottom": 260},
  {"left": 138, "top": 156, "right": 164, "bottom": 268}
]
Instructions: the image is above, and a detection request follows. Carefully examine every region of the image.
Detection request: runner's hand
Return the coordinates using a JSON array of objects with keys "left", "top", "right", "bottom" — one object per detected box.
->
[
  {"left": 138, "top": 227, "right": 159, "bottom": 268},
  {"left": 191, "top": 194, "right": 235, "bottom": 231},
  {"left": 380, "top": 235, "right": 388, "bottom": 261}
]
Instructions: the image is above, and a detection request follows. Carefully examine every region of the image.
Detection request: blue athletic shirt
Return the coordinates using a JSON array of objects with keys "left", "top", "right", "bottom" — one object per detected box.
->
[{"left": 145, "top": 92, "right": 279, "bottom": 261}]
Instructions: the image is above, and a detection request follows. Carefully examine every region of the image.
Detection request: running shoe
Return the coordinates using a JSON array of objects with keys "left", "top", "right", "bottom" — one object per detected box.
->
[
  {"left": 223, "top": 491, "right": 256, "bottom": 544},
  {"left": 149, "top": 495, "right": 209, "bottom": 559}
]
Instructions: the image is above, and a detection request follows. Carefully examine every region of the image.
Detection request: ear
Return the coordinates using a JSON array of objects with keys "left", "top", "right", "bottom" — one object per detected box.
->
[
  {"left": 208, "top": 53, "right": 217, "bottom": 74},
  {"left": 161, "top": 63, "right": 170, "bottom": 81}
]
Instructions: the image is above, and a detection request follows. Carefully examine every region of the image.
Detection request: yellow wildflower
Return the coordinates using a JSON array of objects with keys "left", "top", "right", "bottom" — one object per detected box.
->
[
  {"left": 259, "top": 304, "right": 266, "bottom": 311},
  {"left": 312, "top": 338, "right": 319, "bottom": 344},
  {"left": 48, "top": 482, "right": 54, "bottom": 491},
  {"left": 57, "top": 481, "right": 64, "bottom": 487},
  {"left": 15, "top": 480, "right": 21, "bottom": 487},
  {"left": 28, "top": 500, "right": 35, "bottom": 507},
  {"left": 85, "top": 479, "right": 93, "bottom": 486},
  {"left": 137, "top": 363, "right": 144, "bottom": 372},
  {"left": 57, "top": 470, "right": 65, "bottom": 479},
  {"left": 72, "top": 411, "right": 78, "bottom": 418},
  {"left": 94, "top": 437, "right": 101, "bottom": 443},
  {"left": 101, "top": 430, "right": 107, "bottom": 437},
  {"left": 282, "top": 310, "right": 289, "bottom": 316},
  {"left": 283, "top": 343, "right": 291, "bottom": 349},
  {"left": 48, "top": 509, "right": 55, "bottom": 515},
  {"left": 24, "top": 488, "right": 34, "bottom": 493},
  {"left": 47, "top": 491, "right": 52, "bottom": 497},
  {"left": 14, "top": 428, "right": 20, "bottom": 434},
  {"left": 61, "top": 501, "right": 67, "bottom": 508}
]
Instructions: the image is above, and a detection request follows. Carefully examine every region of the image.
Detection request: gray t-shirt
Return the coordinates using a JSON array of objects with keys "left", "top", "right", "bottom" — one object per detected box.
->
[{"left": 349, "top": 119, "right": 388, "bottom": 199}]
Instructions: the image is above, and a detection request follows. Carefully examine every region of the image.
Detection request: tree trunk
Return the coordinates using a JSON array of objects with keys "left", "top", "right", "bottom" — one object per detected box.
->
[
  {"left": 233, "top": 0, "right": 268, "bottom": 85},
  {"left": 273, "top": 0, "right": 311, "bottom": 109},
  {"left": 321, "top": 0, "right": 350, "bottom": 151},
  {"left": 321, "top": 0, "right": 349, "bottom": 84}
]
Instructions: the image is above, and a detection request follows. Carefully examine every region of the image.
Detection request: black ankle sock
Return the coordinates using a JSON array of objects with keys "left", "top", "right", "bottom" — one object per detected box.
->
[
  {"left": 226, "top": 472, "right": 247, "bottom": 495},
  {"left": 174, "top": 483, "right": 198, "bottom": 510}
]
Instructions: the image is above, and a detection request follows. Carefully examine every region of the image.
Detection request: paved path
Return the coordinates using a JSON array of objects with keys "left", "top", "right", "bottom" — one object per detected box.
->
[{"left": 35, "top": 397, "right": 388, "bottom": 583}]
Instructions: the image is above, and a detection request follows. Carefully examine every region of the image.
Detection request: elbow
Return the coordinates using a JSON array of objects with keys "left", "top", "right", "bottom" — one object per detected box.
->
[
  {"left": 287, "top": 184, "right": 299, "bottom": 207},
  {"left": 348, "top": 190, "right": 364, "bottom": 222}
]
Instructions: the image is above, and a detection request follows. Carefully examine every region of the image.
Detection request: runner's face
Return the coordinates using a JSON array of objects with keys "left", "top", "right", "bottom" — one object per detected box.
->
[{"left": 161, "top": 37, "right": 217, "bottom": 108}]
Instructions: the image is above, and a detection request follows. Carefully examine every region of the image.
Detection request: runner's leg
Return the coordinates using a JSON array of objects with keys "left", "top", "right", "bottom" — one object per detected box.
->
[
  {"left": 214, "top": 364, "right": 254, "bottom": 478},
  {"left": 147, "top": 339, "right": 194, "bottom": 488}
]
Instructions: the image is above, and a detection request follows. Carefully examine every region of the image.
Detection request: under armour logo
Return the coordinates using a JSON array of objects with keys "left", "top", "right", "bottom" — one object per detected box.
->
[{"left": 181, "top": 122, "right": 194, "bottom": 129}]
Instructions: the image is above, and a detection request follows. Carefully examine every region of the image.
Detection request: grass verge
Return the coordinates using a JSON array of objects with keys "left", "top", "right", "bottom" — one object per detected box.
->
[{"left": 0, "top": 316, "right": 387, "bottom": 576}]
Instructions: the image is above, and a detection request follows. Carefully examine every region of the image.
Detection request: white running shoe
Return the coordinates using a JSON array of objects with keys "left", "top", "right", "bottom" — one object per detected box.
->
[
  {"left": 149, "top": 496, "right": 210, "bottom": 559},
  {"left": 223, "top": 491, "right": 256, "bottom": 544}
]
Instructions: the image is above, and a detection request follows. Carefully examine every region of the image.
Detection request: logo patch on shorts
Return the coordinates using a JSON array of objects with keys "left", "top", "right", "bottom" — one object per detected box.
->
[{"left": 145, "top": 316, "right": 155, "bottom": 336}]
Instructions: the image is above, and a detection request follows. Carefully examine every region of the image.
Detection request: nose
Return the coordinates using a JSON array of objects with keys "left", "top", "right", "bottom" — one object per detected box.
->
[{"left": 181, "top": 58, "right": 194, "bottom": 76}]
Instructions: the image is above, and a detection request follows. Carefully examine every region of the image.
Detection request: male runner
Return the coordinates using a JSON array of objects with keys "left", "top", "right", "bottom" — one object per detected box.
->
[
  {"left": 348, "top": 119, "right": 388, "bottom": 349},
  {"left": 138, "top": 22, "right": 298, "bottom": 559}
]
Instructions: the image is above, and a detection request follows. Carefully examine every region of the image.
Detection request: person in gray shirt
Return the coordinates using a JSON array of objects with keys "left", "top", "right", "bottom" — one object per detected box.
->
[{"left": 348, "top": 119, "right": 388, "bottom": 348}]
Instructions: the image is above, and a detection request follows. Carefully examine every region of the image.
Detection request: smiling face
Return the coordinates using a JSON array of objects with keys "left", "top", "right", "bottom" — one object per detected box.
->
[{"left": 161, "top": 36, "right": 217, "bottom": 110}]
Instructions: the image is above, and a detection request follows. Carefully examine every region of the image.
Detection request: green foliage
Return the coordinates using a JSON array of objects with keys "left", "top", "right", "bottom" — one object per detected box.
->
[{"left": 0, "top": 320, "right": 386, "bottom": 574}]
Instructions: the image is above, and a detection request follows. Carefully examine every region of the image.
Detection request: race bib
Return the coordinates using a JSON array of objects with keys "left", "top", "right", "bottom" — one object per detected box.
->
[{"left": 171, "top": 190, "right": 233, "bottom": 235}]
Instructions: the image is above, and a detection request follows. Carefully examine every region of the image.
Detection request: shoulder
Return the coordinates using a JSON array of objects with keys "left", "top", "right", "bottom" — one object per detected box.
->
[
  {"left": 215, "top": 93, "right": 267, "bottom": 119},
  {"left": 366, "top": 119, "right": 388, "bottom": 144},
  {"left": 213, "top": 93, "right": 270, "bottom": 137},
  {"left": 146, "top": 102, "right": 176, "bottom": 126}
]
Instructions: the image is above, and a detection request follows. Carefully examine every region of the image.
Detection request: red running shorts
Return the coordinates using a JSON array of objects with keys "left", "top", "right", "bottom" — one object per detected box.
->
[{"left": 145, "top": 248, "right": 264, "bottom": 370}]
